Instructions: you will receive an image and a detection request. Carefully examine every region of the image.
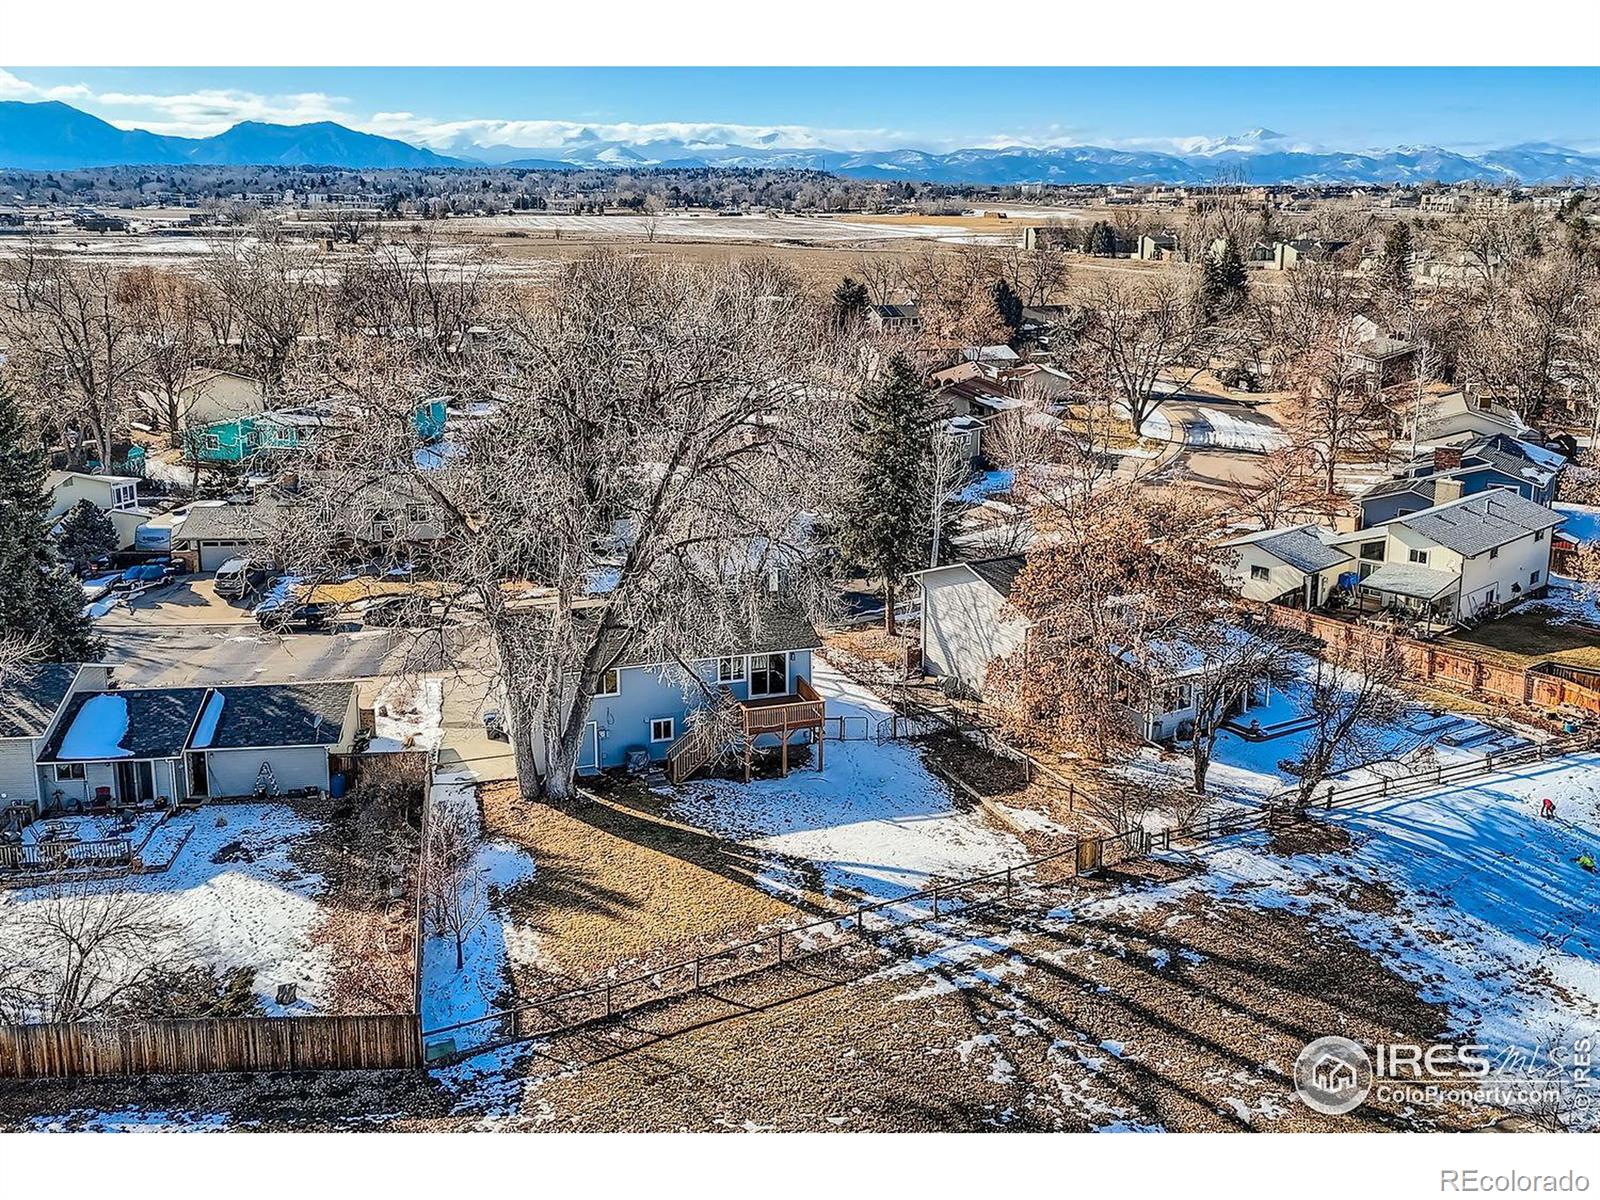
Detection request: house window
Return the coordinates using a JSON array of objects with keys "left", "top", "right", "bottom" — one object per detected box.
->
[
  {"left": 595, "top": 667, "right": 620, "bottom": 697},
  {"left": 717, "top": 656, "right": 746, "bottom": 683},
  {"left": 650, "top": 717, "right": 675, "bottom": 743},
  {"left": 749, "top": 652, "right": 788, "bottom": 697},
  {"left": 406, "top": 504, "right": 429, "bottom": 524},
  {"left": 203, "top": 433, "right": 221, "bottom": 451},
  {"left": 1489, "top": 546, "right": 1499, "bottom": 559},
  {"left": 1531, "top": 570, "right": 1541, "bottom": 586},
  {"left": 54, "top": 763, "right": 86, "bottom": 781},
  {"left": 1407, "top": 548, "right": 1430, "bottom": 565},
  {"left": 1359, "top": 541, "right": 1385, "bottom": 562},
  {"left": 1249, "top": 564, "right": 1270, "bottom": 582},
  {"left": 1534, "top": 530, "right": 1545, "bottom": 542},
  {"left": 112, "top": 484, "right": 135, "bottom": 509}
]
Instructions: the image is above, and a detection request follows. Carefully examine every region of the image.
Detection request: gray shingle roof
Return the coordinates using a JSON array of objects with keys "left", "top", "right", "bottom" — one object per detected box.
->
[
  {"left": 966, "top": 555, "right": 1027, "bottom": 600},
  {"left": 173, "top": 501, "right": 282, "bottom": 543},
  {"left": 40, "top": 688, "right": 210, "bottom": 762},
  {"left": 1394, "top": 490, "right": 1564, "bottom": 556},
  {"left": 0, "top": 663, "right": 80, "bottom": 740},
  {"left": 600, "top": 592, "right": 823, "bottom": 670},
  {"left": 1463, "top": 434, "right": 1561, "bottom": 488},
  {"left": 1228, "top": 526, "right": 1351, "bottom": 574},
  {"left": 202, "top": 683, "right": 353, "bottom": 749}
]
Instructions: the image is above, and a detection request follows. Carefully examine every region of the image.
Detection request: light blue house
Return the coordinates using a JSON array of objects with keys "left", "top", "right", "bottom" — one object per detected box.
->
[
  {"left": 573, "top": 596, "right": 826, "bottom": 783},
  {"left": 186, "top": 399, "right": 447, "bottom": 465}
]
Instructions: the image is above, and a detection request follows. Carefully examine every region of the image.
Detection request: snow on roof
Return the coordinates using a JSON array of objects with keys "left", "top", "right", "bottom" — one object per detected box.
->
[
  {"left": 1554, "top": 503, "right": 1600, "bottom": 547},
  {"left": 1358, "top": 561, "right": 1461, "bottom": 601},
  {"left": 57, "top": 694, "right": 132, "bottom": 760},
  {"left": 1224, "top": 525, "right": 1351, "bottom": 574},
  {"left": 190, "top": 691, "right": 226, "bottom": 750}
]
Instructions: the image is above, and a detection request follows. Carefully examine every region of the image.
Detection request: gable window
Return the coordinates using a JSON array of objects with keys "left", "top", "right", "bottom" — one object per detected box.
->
[
  {"left": 749, "top": 652, "right": 788, "bottom": 697},
  {"left": 1534, "top": 529, "right": 1545, "bottom": 542},
  {"left": 1489, "top": 546, "right": 1499, "bottom": 560},
  {"left": 595, "top": 667, "right": 620, "bottom": 697},
  {"left": 1407, "top": 548, "right": 1430, "bottom": 565},
  {"left": 717, "top": 656, "right": 746, "bottom": 683},
  {"left": 650, "top": 717, "right": 675, "bottom": 743},
  {"left": 54, "top": 763, "right": 86, "bottom": 781},
  {"left": 1249, "top": 564, "right": 1270, "bottom": 581}
]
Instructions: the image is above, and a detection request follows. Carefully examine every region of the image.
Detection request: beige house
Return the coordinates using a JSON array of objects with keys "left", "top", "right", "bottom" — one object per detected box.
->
[
  {"left": 45, "top": 470, "right": 152, "bottom": 550},
  {"left": 1328, "top": 489, "right": 1562, "bottom": 626},
  {"left": 915, "top": 555, "right": 1029, "bottom": 698},
  {"left": 1220, "top": 526, "right": 1354, "bottom": 608},
  {"left": 143, "top": 367, "right": 266, "bottom": 432}
]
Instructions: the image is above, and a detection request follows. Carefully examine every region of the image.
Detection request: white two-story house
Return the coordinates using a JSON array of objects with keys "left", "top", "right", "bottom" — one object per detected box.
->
[{"left": 1329, "top": 488, "right": 1563, "bottom": 627}]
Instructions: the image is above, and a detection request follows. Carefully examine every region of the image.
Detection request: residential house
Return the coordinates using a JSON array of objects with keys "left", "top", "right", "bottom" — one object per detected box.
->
[
  {"left": 1347, "top": 335, "right": 1418, "bottom": 393},
  {"left": 1113, "top": 624, "right": 1276, "bottom": 743},
  {"left": 171, "top": 499, "right": 283, "bottom": 571},
  {"left": 1408, "top": 389, "right": 1534, "bottom": 448},
  {"left": 1272, "top": 238, "right": 1350, "bottom": 270},
  {"left": 32, "top": 681, "right": 359, "bottom": 813},
  {"left": 1137, "top": 233, "right": 1179, "bottom": 261},
  {"left": 916, "top": 555, "right": 1029, "bottom": 698},
  {"left": 149, "top": 367, "right": 266, "bottom": 432},
  {"left": 1356, "top": 437, "right": 1565, "bottom": 528},
  {"left": 1328, "top": 490, "right": 1563, "bottom": 626},
  {"left": 45, "top": 470, "right": 154, "bottom": 550},
  {"left": 1220, "top": 526, "right": 1354, "bottom": 608},
  {"left": 0, "top": 664, "right": 112, "bottom": 819},
  {"left": 553, "top": 594, "right": 826, "bottom": 782},
  {"left": 868, "top": 303, "right": 921, "bottom": 333}
]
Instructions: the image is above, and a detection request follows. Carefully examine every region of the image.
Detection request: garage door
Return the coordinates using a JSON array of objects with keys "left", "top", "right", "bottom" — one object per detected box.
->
[{"left": 199, "top": 540, "right": 256, "bottom": 572}]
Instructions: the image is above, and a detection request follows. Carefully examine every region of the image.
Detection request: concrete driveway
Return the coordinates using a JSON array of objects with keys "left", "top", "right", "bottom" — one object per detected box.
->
[{"left": 97, "top": 576, "right": 258, "bottom": 627}]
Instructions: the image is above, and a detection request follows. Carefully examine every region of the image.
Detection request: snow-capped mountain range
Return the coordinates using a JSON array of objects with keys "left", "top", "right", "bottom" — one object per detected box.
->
[{"left": 2, "top": 101, "right": 1596, "bottom": 185}]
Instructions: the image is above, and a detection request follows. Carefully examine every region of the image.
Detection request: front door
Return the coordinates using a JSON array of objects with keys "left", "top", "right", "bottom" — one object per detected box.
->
[{"left": 189, "top": 752, "right": 209, "bottom": 798}]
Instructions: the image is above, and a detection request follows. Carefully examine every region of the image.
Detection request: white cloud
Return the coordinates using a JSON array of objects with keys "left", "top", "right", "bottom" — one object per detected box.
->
[
  {"left": 94, "top": 88, "right": 350, "bottom": 137},
  {"left": 0, "top": 68, "right": 94, "bottom": 103},
  {"left": 363, "top": 113, "right": 906, "bottom": 154}
]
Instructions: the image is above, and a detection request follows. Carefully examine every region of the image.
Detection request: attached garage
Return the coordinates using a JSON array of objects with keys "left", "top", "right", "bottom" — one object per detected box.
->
[{"left": 172, "top": 501, "right": 279, "bottom": 573}]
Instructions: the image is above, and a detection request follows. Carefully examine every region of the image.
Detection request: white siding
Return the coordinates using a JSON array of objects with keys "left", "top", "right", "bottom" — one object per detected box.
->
[
  {"left": 1225, "top": 544, "right": 1310, "bottom": 603},
  {"left": 920, "top": 568, "right": 1028, "bottom": 697},
  {"left": 1459, "top": 530, "right": 1553, "bottom": 616}
]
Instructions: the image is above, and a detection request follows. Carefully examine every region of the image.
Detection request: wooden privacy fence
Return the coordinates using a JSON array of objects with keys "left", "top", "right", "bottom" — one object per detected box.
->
[
  {"left": 1256, "top": 604, "right": 1600, "bottom": 717},
  {"left": 0, "top": 1014, "right": 422, "bottom": 1080}
]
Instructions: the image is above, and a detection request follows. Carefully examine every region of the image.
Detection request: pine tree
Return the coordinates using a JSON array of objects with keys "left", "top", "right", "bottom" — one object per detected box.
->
[
  {"left": 838, "top": 355, "right": 934, "bottom": 636},
  {"left": 991, "top": 278, "right": 1024, "bottom": 338},
  {"left": 1379, "top": 221, "right": 1414, "bottom": 295},
  {"left": 1200, "top": 237, "right": 1250, "bottom": 319},
  {"left": 0, "top": 379, "right": 103, "bottom": 661},
  {"left": 56, "top": 499, "right": 119, "bottom": 575},
  {"left": 830, "top": 276, "right": 869, "bottom": 329}
]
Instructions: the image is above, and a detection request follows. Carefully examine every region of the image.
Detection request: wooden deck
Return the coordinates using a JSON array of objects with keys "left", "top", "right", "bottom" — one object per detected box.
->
[{"left": 666, "top": 678, "right": 828, "bottom": 783}]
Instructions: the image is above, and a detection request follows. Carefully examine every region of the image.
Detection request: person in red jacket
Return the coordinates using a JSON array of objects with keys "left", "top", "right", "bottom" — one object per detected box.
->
[{"left": 1541, "top": 797, "right": 1556, "bottom": 820}]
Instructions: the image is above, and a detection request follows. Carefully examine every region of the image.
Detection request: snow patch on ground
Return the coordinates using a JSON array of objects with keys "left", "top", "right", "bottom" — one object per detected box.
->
[
  {"left": 369, "top": 676, "right": 444, "bottom": 752},
  {"left": 1526, "top": 578, "right": 1600, "bottom": 628},
  {"left": 669, "top": 661, "right": 1027, "bottom": 904},
  {"left": 0, "top": 804, "right": 334, "bottom": 1016}
]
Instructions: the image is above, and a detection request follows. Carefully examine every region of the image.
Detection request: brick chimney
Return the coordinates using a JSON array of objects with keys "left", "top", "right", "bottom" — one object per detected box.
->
[{"left": 1432, "top": 446, "right": 1463, "bottom": 472}]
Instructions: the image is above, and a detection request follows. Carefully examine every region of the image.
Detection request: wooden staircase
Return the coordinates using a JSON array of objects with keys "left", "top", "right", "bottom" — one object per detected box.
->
[{"left": 665, "top": 724, "right": 717, "bottom": 784}]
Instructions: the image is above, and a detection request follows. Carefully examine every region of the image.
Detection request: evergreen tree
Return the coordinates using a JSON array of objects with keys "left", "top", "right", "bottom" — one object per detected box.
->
[
  {"left": 991, "top": 278, "right": 1024, "bottom": 339},
  {"left": 0, "top": 380, "right": 102, "bottom": 661},
  {"left": 1379, "top": 221, "right": 1414, "bottom": 295},
  {"left": 56, "top": 499, "right": 119, "bottom": 575},
  {"left": 1200, "top": 237, "right": 1250, "bottom": 318},
  {"left": 830, "top": 276, "right": 869, "bottom": 330},
  {"left": 838, "top": 355, "right": 933, "bottom": 636}
]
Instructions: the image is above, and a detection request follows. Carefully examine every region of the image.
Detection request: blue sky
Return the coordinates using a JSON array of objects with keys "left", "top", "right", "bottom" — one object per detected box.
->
[{"left": 2, "top": 66, "right": 1595, "bottom": 153}]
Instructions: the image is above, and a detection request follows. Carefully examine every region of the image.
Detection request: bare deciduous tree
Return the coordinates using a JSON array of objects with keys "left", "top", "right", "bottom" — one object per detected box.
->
[
  {"left": 1077, "top": 274, "right": 1219, "bottom": 437},
  {"left": 1284, "top": 641, "right": 1412, "bottom": 808}
]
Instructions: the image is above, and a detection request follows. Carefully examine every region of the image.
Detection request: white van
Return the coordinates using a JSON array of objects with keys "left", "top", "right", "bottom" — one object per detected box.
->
[{"left": 214, "top": 556, "right": 265, "bottom": 599}]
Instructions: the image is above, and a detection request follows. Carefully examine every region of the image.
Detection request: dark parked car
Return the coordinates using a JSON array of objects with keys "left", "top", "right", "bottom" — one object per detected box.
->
[
  {"left": 482, "top": 709, "right": 508, "bottom": 740},
  {"left": 256, "top": 598, "right": 337, "bottom": 633}
]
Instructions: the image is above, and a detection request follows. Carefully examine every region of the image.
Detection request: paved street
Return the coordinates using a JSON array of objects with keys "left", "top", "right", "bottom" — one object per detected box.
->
[{"left": 96, "top": 623, "right": 457, "bottom": 687}]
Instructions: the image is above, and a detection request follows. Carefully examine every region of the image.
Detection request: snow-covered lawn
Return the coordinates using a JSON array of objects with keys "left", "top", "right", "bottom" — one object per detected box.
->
[
  {"left": 0, "top": 804, "right": 334, "bottom": 1017},
  {"left": 369, "top": 676, "right": 444, "bottom": 752},
  {"left": 955, "top": 469, "right": 1014, "bottom": 504},
  {"left": 1087, "top": 752, "right": 1600, "bottom": 1070},
  {"left": 668, "top": 661, "right": 1027, "bottom": 904},
  {"left": 1526, "top": 577, "right": 1600, "bottom": 628},
  {"left": 419, "top": 769, "right": 536, "bottom": 1032}
]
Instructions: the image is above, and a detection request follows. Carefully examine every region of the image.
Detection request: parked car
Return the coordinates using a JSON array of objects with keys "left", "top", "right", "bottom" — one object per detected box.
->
[
  {"left": 360, "top": 596, "right": 411, "bottom": 627},
  {"left": 482, "top": 709, "right": 508, "bottom": 740},
  {"left": 111, "top": 563, "right": 166, "bottom": 592},
  {"left": 215, "top": 556, "right": 269, "bottom": 600},
  {"left": 256, "top": 600, "right": 337, "bottom": 633}
]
